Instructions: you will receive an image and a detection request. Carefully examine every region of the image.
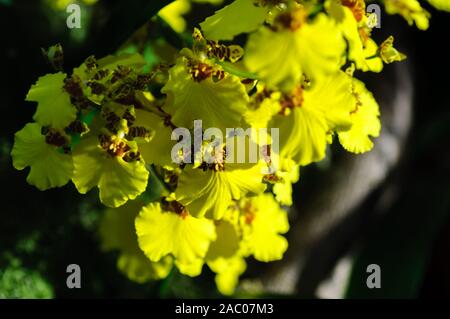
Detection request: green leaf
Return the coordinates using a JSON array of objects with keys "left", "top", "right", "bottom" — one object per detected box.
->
[{"left": 200, "top": 0, "right": 267, "bottom": 41}]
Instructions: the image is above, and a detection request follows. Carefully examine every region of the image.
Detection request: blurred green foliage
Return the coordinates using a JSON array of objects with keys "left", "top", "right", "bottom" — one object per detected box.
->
[{"left": 0, "top": 255, "right": 54, "bottom": 298}]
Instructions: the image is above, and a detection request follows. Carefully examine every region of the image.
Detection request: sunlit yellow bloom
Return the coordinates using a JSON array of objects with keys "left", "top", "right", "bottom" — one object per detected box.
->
[
  {"left": 271, "top": 71, "right": 355, "bottom": 166},
  {"left": 176, "top": 162, "right": 266, "bottom": 219},
  {"left": 18, "top": 0, "right": 436, "bottom": 295}
]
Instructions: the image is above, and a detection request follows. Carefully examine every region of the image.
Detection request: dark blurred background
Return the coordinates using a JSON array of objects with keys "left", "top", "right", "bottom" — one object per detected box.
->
[{"left": 1, "top": 0, "right": 449, "bottom": 298}]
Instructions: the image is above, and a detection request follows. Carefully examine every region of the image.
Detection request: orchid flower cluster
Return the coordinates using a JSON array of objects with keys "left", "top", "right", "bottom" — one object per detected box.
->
[{"left": 12, "top": 0, "right": 449, "bottom": 295}]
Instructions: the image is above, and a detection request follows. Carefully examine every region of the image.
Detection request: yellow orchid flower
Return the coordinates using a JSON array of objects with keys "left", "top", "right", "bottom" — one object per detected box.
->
[
  {"left": 135, "top": 201, "right": 216, "bottom": 265},
  {"left": 244, "top": 8, "right": 345, "bottom": 90}
]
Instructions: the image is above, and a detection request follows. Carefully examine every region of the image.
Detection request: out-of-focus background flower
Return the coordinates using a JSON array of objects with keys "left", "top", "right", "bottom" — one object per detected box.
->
[{"left": 1, "top": 0, "right": 450, "bottom": 298}]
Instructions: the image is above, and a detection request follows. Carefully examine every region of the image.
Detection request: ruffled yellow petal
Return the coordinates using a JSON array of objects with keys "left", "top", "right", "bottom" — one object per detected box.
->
[
  {"left": 135, "top": 202, "right": 216, "bottom": 265},
  {"left": 272, "top": 164, "right": 300, "bottom": 206},
  {"left": 11, "top": 123, "right": 73, "bottom": 190},
  {"left": 338, "top": 79, "right": 381, "bottom": 154},
  {"left": 72, "top": 136, "right": 149, "bottom": 208},
  {"left": 208, "top": 256, "right": 246, "bottom": 295},
  {"left": 206, "top": 220, "right": 240, "bottom": 260},
  {"left": 363, "top": 38, "right": 384, "bottom": 72},
  {"left": 272, "top": 72, "right": 355, "bottom": 166},
  {"left": 175, "top": 258, "right": 204, "bottom": 277},
  {"left": 133, "top": 109, "right": 176, "bottom": 169},
  {"left": 239, "top": 193, "right": 289, "bottom": 262},
  {"left": 26, "top": 72, "right": 77, "bottom": 129},
  {"left": 162, "top": 58, "right": 249, "bottom": 131},
  {"left": 176, "top": 163, "right": 266, "bottom": 219},
  {"left": 306, "top": 71, "right": 355, "bottom": 131},
  {"left": 244, "top": 13, "right": 345, "bottom": 90},
  {"left": 273, "top": 105, "right": 328, "bottom": 166}
]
